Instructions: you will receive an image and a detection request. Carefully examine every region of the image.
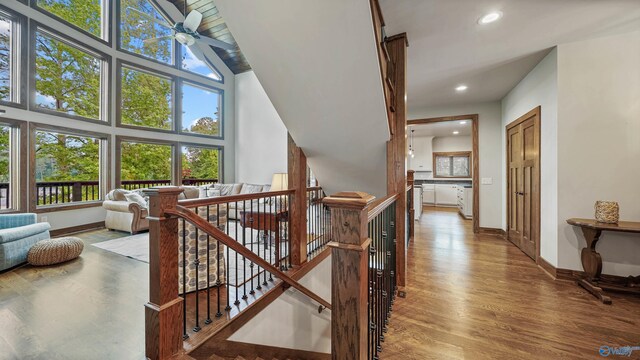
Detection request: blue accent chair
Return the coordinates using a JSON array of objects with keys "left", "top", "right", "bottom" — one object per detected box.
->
[{"left": 0, "top": 213, "right": 51, "bottom": 271}]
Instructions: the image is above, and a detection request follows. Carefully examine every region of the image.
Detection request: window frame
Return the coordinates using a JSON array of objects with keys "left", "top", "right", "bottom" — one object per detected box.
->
[
  {"left": 30, "top": 0, "right": 112, "bottom": 45},
  {"left": 179, "top": 142, "right": 224, "bottom": 185},
  {"left": 29, "top": 122, "right": 111, "bottom": 213},
  {"left": 177, "top": 44, "right": 224, "bottom": 84},
  {"left": 116, "top": 0, "right": 177, "bottom": 67},
  {"left": 0, "top": 5, "right": 28, "bottom": 110},
  {"left": 177, "top": 78, "right": 224, "bottom": 140},
  {"left": 115, "top": 135, "right": 179, "bottom": 189},
  {"left": 29, "top": 21, "right": 112, "bottom": 126},
  {"left": 0, "top": 118, "right": 27, "bottom": 214},
  {"left": 433, "top": 151, "right": 472, "bottom": 178},
  {"left": 116, "top": 59, "right": 177, "bottom": 133}
]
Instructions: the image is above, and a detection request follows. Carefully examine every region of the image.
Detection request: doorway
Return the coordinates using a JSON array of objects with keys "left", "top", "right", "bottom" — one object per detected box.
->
[
  {"left": 506, "top": 107, "right": 541, "bottom": 261},
  {"left": 407, "top": 114, "right": 479, "bottom": 233}
]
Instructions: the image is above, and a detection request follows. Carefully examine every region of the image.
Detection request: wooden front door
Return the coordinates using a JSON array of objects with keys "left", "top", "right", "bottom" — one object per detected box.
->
[{"left": 506, "top": 107, "right": 540, "bottom": 261}]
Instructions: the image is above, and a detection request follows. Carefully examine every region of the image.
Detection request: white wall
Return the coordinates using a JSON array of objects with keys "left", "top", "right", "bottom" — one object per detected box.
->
[
  {"left": 409, "top": 102, "right": 503, "bottom": 229},
  {"left": 432, "top": 136, "right": 472, "bottom": 153},
  {"left": 501, "top": 49, "right": 558, "bottom": 265},
  {"left": 234, "top": 71, "right": 288, "bottom": 185},
  {"left": 0, "top": 1, "right": 235, "bottom": 231},
  {"left": 228, "top": 255, "right": 331, "bottom": 353},
  {"left": 556, "top": 30, "right": 640, "bottom": 275}
]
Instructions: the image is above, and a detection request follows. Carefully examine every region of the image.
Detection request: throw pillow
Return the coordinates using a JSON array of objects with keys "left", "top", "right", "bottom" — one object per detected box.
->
[
  {"left": 124, "top": 193, "right": 147, "bottom": 208},
  {"left": 113, "top": 189, "right": 129, "bottom": 201},
  {"left": 240, "top": 184, "right": 264, "bottom": 194},
  {"left": 206, "top": 189, "right": 222, "bottom": 198},
  {"left": 181, "top": 186, "right": 200, "bottom": 199},
  {"left": 214, "top": 184, "right": 235, "bottom": 196}
]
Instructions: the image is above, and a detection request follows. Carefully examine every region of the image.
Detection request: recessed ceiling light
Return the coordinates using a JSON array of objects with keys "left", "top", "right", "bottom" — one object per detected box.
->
[
  {"left": 459, "top": 121, "right": 467, "bottom": 125},
  {"left": 479, "top": 11, "right": 503, "bottom": 25},
  {"left": 455, "top": 85, "right": 468, "bottom": 92},
  {"left": 453, "top": 131, "right": 460, "bottom": 135}
]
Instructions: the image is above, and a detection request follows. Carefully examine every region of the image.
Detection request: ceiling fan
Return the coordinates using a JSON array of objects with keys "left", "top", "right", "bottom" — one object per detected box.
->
[{"left": 127, "top": 2, "right": 235, "bottom": 56}]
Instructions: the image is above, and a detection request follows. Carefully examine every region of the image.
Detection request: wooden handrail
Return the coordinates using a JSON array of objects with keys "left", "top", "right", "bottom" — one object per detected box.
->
[
  {"left": 367, "top": 193, "right": 400, "bottom": 222},
  {"left": 178, "top": 189, "right": 294, "bottom": 208},
  {"left": 165, "top": 205, "right": 332, "bottom": 311}
]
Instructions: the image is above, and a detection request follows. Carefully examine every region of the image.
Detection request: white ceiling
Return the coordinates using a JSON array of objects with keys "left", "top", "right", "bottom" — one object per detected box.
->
[
  {"left": 410, "top": 121, "right": 472, "bottom": 137},
  {"left": 216, "top": 0, "right": 389, "bottom": 197},
  {"left": 379, "top": 0, "right": 640, "bottom": 110}
]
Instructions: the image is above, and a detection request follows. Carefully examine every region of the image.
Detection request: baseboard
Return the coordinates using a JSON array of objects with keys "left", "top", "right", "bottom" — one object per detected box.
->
[
  {"left": 50, "top": 221, "right": 105, "bottom": 237},
  {"left": 537, "top": 257, "right": 557, "bottom": 279},
  {"left": 536, "top": 258, "right": 630, "bottom": 284},
  {"left": 477, "top": 227, "right": 506, "bottom": 237}
]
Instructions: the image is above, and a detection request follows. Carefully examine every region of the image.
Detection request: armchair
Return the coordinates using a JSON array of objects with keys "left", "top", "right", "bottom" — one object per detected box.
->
[{"left": 0, "top": 213, "right": 51, "bottom": 271}]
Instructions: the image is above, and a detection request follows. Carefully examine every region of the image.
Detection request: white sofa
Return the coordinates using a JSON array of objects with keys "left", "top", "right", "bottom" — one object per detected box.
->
[{"left": 200, "top": 183, "right": 272, "bottom": 220}]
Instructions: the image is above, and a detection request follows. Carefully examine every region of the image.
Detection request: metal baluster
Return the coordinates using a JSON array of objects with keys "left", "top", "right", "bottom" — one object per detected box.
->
[
  {"left": 216, "top": 203, "right": 222, "bottom": 317},
  {"left": 249, "top": 199, "right": 255, "bottom": 295},
  {"left": 256, "top": 196, "right": 262, "bottom": 291},
  {"left": 225, "top": 201, "right": 231, "bottom": 311},
  {"left": 205, "top": 206, "right": 212, "bottom": 325},
  {"left": 181, "top": 218, "right": 188, "bottom": 339},
  {"left": 262, "top": 196, "right": 269, "bottom": 286},
  {"left": 242, "top": 200, "right": 248, "bottom": 301},
  {"left": 269, "top": 196, "right": 274, "bottom": 282},
  {"left": 193, "top": 207, "right": 201, "bottom": 332},
  {"left": 234, "top": 201, "right": 240, "bottom": 305},
  {"left": 287, "top": 193, "right": 292, "bottom": 268}
]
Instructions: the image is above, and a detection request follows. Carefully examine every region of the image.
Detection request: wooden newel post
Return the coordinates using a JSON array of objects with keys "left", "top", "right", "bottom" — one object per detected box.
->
[
  {"left": 324, "top": 191, "right": 375, "bottom": 360},
  {"left": 407, "top": 170, "right": 415, "bottom": 242},
  {"left": 288, "top": 133, "right": 308, "bottom": 267},
  {"left": 144, "top": 186, "right": 184, "bottom": 360}
]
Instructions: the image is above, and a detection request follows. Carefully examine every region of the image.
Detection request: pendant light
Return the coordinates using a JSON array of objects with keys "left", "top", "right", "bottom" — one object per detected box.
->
[{"left": 409, "top": 129, "right": 415, "bottom": 158}]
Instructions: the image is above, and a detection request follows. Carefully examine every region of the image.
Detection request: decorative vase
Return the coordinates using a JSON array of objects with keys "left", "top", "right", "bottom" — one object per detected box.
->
[{"left": 595, "top": 201, "right": 619, "bottom": 224}]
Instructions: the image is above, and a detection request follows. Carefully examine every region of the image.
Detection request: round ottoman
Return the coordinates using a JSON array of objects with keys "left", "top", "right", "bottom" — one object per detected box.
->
[{"left": 27, "top": 237, "right": 84, "bottom": 266}]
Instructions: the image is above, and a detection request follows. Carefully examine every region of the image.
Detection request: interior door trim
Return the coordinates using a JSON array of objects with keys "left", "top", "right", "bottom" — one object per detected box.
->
[
  {"left": 408, "top": 114, "right": 480, "bottom": 233},
  {"left": 505, "top": 106, "right": 541, "bottom": 262}
]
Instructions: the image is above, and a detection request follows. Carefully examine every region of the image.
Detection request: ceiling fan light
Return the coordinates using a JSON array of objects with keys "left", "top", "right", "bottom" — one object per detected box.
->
[{"left": 175, "top": 32, "right": 195, "bottom": 46}]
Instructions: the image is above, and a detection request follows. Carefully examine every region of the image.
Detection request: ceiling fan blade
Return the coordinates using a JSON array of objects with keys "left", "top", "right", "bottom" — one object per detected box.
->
[
  {"left": 183, "top": 10, "right": 203, "bottom": 32},
  {"left": 197, "top": 35, "right": 235, "bottom": 51},
  {"left": 186, "top": 44, "right": 208, "bottom": 62},
  {"left": 126, "top": 7, "right": 173, "bottom": 28},
  {"left": 143, "top": 35, "right": 174, "bottom": 44}
]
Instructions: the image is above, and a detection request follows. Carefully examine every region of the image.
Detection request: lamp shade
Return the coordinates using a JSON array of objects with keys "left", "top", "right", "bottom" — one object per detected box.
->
[{"left": 270, "top": 173, "right": 288, "bottom": 191}]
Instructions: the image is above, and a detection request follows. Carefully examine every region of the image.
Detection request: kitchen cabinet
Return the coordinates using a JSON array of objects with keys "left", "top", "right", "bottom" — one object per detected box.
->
[
  {"left": 408, "top": 136, "right": 433, "bottom": 172},
  {"left": 422, "top": 184, "right": 435, "bottom": 204},
  {"left": 435, "top": 184, "right": 457, "bottom": 206},
  {"left": 457, "top": 185, "right": 473, "bottom": 219},
  {"left": 413, "top": 186, "right": 422, "bottom": 220}
]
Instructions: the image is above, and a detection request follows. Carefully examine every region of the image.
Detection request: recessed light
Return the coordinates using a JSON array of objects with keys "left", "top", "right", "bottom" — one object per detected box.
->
[
  {"left": 453, "top": 131, "right": 460, "bottom": 135},
  {"left": 479, "top": 11, "right": 503, "bottom": 25},
  {"left": 459, "top": 121, "right": 467, "bottom": 125},
  {"left": 455, "top": 85, "right": 468, "bottom": 92}
]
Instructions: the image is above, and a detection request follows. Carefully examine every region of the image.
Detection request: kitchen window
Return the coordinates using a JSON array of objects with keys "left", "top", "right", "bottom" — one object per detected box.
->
[{"left": 433, "top": 152, "right": 471, "bottom": 178}]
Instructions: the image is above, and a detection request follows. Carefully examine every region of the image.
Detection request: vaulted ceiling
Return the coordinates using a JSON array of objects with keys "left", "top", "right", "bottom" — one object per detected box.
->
[{"left": 168, "top": 0, "right": 251, "bottom": 73}]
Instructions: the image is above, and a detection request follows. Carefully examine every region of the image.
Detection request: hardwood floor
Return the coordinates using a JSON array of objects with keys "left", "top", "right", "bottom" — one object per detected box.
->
[{"left": 382, "top": 206, "right": 640, "bottom": 359}]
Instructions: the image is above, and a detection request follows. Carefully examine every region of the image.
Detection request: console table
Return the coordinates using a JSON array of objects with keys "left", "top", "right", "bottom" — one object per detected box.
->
[
  {"left": 566, "top": 218, "right": 640, "bottom": 304},
  {"left": 239, "top": 209, "right": 288, "bottom": 270}
]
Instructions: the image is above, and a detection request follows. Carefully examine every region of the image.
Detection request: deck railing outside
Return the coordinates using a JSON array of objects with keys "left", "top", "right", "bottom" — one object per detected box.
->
[{"left": 0, "top": 179, "right": 218, "bottom": 208}]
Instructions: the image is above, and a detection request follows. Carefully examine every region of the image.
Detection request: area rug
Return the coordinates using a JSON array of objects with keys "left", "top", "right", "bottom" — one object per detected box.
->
[{"left": 92, "top": 223, "right": 290, "bottom": 286}]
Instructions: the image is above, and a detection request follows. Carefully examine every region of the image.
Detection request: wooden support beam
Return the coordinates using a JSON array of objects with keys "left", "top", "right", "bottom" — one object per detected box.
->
[
  {"left": 385, "top": 34, "right": 409, "bottom": 288},
  {"left": 144, "top": 186, "right": 184, "bottom": 360},
  {"left": 324, "top": 191, "right": 375, "bottom": 360},
  {"left": 288, "top": 133, "right": 308, "bottom": 267}
]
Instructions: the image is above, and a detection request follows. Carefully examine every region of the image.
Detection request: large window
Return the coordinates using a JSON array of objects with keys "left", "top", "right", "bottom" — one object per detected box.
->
[
  {"left": 118, "top": 138, "right": 174, "bottom": 189},
  {"left": 180, "top": 45, "right": 222, "bottom": 82},
  {"left": 35, "top": 0, "right": 108, "bottom": 41},
  {"left": 181, "top": 82, "right": 222, "bottom": 137},
  {"left": 32, "top": 125, "right": 108, "bottom": 209},
  {"left": 33, "top": 26, "right": 108, "bottom": 122},
  {"left": 119, "top": 0, "right": 173, "bottom": 64},
  {"left": 119, "top": 63, "right": 173, "bottom": 130},
  {"left": 0, "top": 8, "right": 25, "bottom": 106},
  {"left": 0, "top": 125, "right": 10, "bottom": 210},
  {"left": 434, "top": 152, "right": 471, "bottom": 178},
  {"left": 181, "top": 144, "right": 221, "bottom": 184}
]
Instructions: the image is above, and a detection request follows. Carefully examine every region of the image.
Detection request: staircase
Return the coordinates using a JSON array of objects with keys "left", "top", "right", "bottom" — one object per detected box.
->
[{"left": 143, "top": 1, "right": 410, "bottom": 359}]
